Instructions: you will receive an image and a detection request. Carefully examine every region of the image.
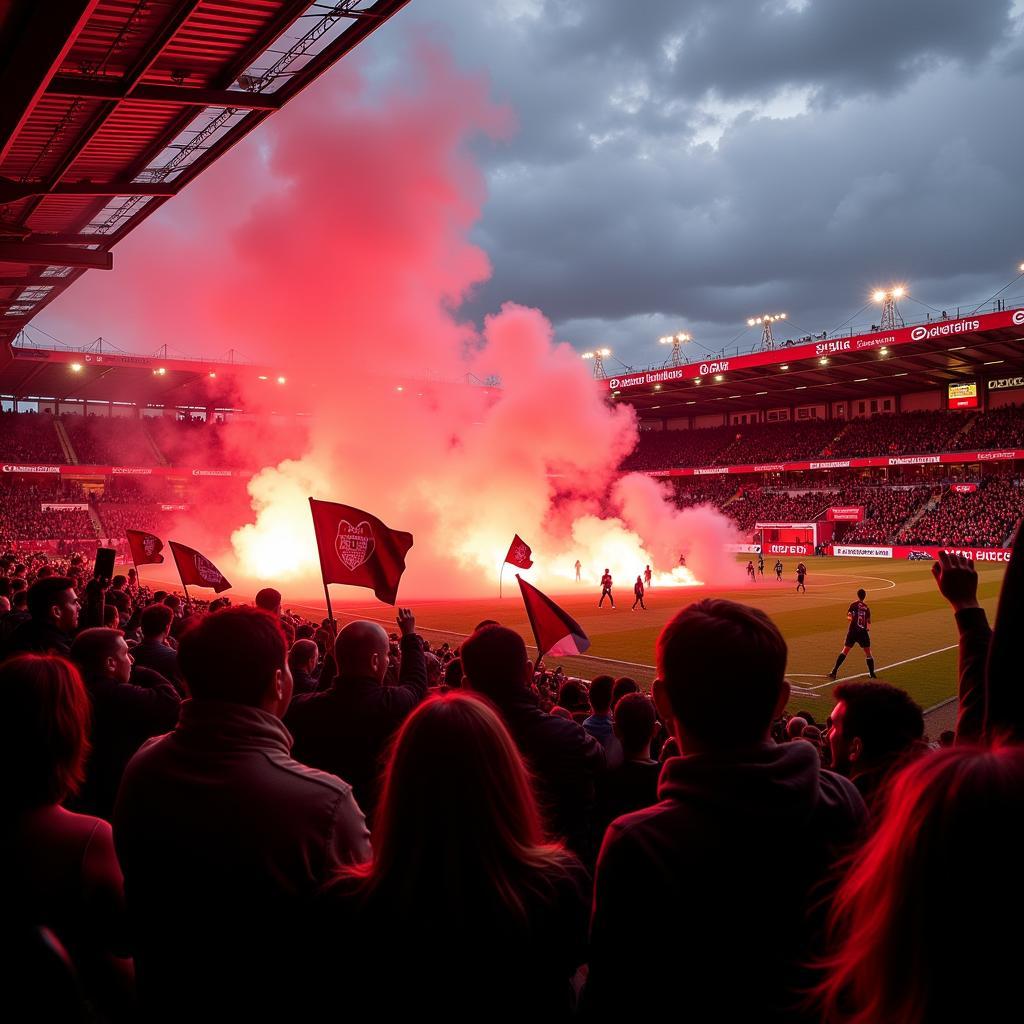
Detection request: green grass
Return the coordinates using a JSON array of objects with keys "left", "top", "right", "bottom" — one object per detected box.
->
[{"left": 265, "top": 556, "right": 1005, "bottom": 717}]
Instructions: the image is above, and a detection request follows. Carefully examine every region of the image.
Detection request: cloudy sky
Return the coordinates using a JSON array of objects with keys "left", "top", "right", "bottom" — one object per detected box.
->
[{"left": 351, "top": 0, "right": 1024, "bottom": 372}]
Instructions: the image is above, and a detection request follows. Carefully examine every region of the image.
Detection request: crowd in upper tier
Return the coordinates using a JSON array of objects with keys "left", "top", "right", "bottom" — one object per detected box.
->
[
  {"left": 1, "top": 526, "right": 1021, "bottom": 1021},
  {"left": 621, "top": 404, "right": 1024, "bottom": 471}
]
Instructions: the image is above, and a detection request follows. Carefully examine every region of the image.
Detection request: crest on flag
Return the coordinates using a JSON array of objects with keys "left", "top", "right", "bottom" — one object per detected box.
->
[
  {"left": 509, "top": 538, "right": 530, "bottom": 565},
  {"left": 336, "top": 520, "right": 376, "bottom": 571},
  {"left": 194, "top": 553, "right": 224, "bottom": 585},
  {"left": 143, "top": 535, "right": 159, "bottom": 557}
]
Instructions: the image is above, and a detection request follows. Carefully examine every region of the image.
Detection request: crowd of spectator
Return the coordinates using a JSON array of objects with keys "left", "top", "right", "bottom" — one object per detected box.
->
[
  {"left": 145, "top": 416, "right": 228, "bottom": 467},
  {"left": 0, "top": 483, "right": 96, "bottom": 545},
  {"left": 623, "top": 405, "right": 1024, "bottom": 473},
  {"left": 1, "top": 534, "right": 1020, "bottom": 1021},
  {"left": 0, "top": 410, "right": 66, "bottom": 462},
  {"left": 962, "top": 403, "right": 1024, "bottom": 450},
  {"left": 899, "top": 478, "right": 1024, "bottom": 548},
  {"left": 59, "top": 415, "right": 158, "bottom": 467},
  {"left": 840, "top": 486, "right": 934, "bottom": 545}
]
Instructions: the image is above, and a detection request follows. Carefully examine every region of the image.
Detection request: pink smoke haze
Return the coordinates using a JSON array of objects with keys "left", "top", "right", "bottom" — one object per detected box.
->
[{"left": 47, "top": 44, "right": 743, "bottom": 599}]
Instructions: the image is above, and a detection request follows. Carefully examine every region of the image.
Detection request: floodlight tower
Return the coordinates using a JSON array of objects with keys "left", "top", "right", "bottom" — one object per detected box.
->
[
  {"left": 581, "top": 347, "right": 611, "bottom": 378},
  {"left": 659, "top": 332, "right": 691, "bottom": 366},
  {"left": 747, "top": 313, "right": 787, "bottom": 351},
  {"left": 873, "top": 286, "right": 906, "bottom": 330}
]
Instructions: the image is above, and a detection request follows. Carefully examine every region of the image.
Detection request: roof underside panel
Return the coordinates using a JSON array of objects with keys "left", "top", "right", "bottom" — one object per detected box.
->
[{"left": 0, "top": 0, "right": 411, "bottom": 347}]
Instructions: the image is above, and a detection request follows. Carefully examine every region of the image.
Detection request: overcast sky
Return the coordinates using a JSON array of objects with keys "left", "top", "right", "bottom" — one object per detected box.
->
[{"left": 353, "top": 0, "right": 1024, "bottom": 372}]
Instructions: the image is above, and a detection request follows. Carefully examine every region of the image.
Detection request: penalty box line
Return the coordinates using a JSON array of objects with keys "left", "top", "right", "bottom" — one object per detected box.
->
[{"left": 787, "top": 643, "right": 958, "bottom": 691}]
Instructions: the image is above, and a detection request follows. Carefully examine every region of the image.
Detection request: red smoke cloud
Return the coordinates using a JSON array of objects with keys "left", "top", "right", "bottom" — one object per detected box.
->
[{"left": 48, "top": 43, "right": 742, "bottom": 599}]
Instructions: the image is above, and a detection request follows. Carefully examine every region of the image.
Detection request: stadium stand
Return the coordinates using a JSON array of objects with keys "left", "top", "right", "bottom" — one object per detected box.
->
[
  {"left": 0, "top": 411, "right": 66, "bottom": 462},
  {"left": 899, "top": 478, "right": 1024, "bottom": 548},
  {"left": 60, "top": 415, "right": 159, "bottom": 467}
]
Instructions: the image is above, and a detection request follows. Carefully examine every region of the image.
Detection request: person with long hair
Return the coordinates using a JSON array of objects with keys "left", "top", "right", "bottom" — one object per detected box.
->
[
  {"left": 319, "top": 691, "right": 590, "bottom": 1019},
  {"left": 0, "top": 654, "right": 132, "bottom": 1017},
  {"left": 818, "top": 745, "right": 1024, "bottom": 1022}
]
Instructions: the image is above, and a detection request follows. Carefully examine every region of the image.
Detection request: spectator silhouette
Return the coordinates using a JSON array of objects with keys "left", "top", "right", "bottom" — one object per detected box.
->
[
  {"left": 2, "top": 576, "right": 79, "bottom": 659},
  {"left": 70, "top": 627, "right": 180, "bottom": 820},
  {"left": 584, "top": 599, "right": 866, "bottom": 1021},
  {"left": 0, "top": 655, "right": 132, "bottom": 1017},
  {"left": 461, "top": 625, "right": 605, "bottom": 859},
  {"left": 286, "top": 608, "right": 427, "bottom": 821},
  {"left": 114, "top": 607, "right": 369, "bottom": 1021},
  {"left": 318, "top": 692, "right": 590, "bottom": 1019}
]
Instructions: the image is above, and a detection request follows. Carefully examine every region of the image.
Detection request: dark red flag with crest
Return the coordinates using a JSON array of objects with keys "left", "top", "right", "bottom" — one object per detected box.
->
[
  {"left": 309, "top": 498, "right": 414, "bottom": 605},
  {"left": 504, "top": 534, "right": 534, "bottom": 570},
  {"left": 168, "top": 541, "right": 231, "bottom": 593},
  {"left": 126, "top": 529, "right": 164, "bottom": 566}
]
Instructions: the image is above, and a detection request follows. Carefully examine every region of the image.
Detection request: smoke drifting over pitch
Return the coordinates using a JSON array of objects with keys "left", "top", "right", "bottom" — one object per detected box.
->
[{"left": 51, "top": 45, "right": 742, "bottom": 599}]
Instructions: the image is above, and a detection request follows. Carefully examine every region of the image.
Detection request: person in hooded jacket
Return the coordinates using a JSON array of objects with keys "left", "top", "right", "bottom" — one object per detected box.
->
[{"left": 583, "top": 599, "right": 866, "bottom": 1023}]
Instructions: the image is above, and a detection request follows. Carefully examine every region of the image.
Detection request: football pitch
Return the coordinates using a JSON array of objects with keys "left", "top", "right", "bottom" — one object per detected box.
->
[{"left": 276, "top": 556, "right": 1006, "bottom": 720}]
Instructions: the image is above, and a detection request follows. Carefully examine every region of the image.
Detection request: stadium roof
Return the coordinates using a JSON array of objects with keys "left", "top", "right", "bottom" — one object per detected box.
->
[
  {"left": 612, "top": 305, "right": 1024, "bottom": 419},
  {"left": 0, "top": 0, "right": 410, "bottom": 350}
]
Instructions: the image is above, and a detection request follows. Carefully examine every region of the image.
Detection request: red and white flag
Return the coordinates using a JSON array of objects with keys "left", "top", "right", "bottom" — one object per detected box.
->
[
  {"left": 168, "top": 541, "right": 231, "bottom": 593},
  {"left": 516, "top": 574, "right": 590, "bottom": 660},
  {"left": 309, "top": 497, "right": 414, "bottom": 605},
  {"left": 504, "top": 534, "right": 534, "bottom": 570},
  {"left": 126, "top": 529, "right": 164, "bottom": 566}
]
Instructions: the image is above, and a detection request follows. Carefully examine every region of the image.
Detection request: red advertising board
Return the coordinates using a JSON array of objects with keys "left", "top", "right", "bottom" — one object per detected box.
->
[
  {"left": 951, "top": 483, "right": 979, "bottom": 493},
  {"left": 643, "top": 447, "right": 1024, "bottom": 478},
  {"left": 766, "top": 542, "right": 813, "bottom": 556},
  {"left": 1, "top": 463, "right": 245, "bottom": 477},
  {"left": 826, "top": 506, "right": 864, "bottom": 521},
  {"left": 608, "top": 307, "right": 1024, "bottom": 392},
  {"left": 832, "top": 543, "right": 1011, "bottom": 562}
]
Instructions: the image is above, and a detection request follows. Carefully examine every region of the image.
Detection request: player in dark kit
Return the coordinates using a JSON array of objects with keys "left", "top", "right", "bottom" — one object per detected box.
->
[
  {"left": 829, "top": 588, "right": 877, "bottom": 680},
  {"left": 775, "top": 559, "right": 783, "bottom": 582},
  {"left": 599, "top": 569, "right": 615, "bottom": 608},
  {"left": 632, "top": 575, "right": 646, "bottom": 610},
  {"left": 757, "top": 553, "right": 764, "bottom": 576},
  {"left": 796, "top": 562, "right": 807, "bottom": 592}
]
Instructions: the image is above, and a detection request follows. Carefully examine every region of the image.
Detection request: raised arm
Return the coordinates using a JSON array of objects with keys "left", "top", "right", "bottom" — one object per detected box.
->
[
  {"left": 931, "top": 550, "right": 989, "bottom": 744},
  {"left": 983, "top": 519, "right": 1024, "bottom": 743}
]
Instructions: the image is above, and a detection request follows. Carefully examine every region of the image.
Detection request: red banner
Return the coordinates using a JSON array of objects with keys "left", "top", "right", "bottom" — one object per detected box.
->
[
  {"left": 951, "top": 483, "right": 979, "bottom": 493},
  {"left": 608, "top": 308, "right": 1024, "bottom": 392},
  {"left": 826, "top": 506, "right": 865, "bottom": 522}
]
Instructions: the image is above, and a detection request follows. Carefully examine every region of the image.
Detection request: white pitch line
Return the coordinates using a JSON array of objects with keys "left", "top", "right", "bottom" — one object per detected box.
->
[
  {"left": 787, "top": 643, "right": 958, "bottom": 690},
  {"left": 318, "top": 611, "right": 656, "bottom": 670}
]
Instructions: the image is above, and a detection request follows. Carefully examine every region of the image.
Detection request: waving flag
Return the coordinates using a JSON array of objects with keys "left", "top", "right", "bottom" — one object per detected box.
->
[
  {"left": 168, "top": 541, "right": 231, "bottom": 593},
  {"left": 517, "top": 574, "right": 590, "bottom": 659},
  {"left": 504, "top": 534, "right": 534, "bottom": 570},
  {"left": 126, "top": 529, "right": 164, "bottom": 566},
  {"left": 309, "top": 497, "right": 414, "bottom": 605}
]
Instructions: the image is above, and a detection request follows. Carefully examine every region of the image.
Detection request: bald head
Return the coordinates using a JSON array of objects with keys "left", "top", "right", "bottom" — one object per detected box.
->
[{"left": 335, "top": 620, "right": 390, "bottom": 683}]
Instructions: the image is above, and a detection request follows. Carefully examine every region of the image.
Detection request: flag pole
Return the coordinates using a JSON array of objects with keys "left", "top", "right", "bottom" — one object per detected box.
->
[
  {"left": 499, "top": 560, "right": 505, "bottom": 599},
  {"left": 309, "top": 497, "right": 337, "bottom": 631}
]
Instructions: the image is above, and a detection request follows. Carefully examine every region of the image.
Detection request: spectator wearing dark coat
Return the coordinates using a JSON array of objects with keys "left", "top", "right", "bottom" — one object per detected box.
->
[
  {"left": 114, "top": 607, "right": 369, "bottom": 1021},
  {"left": 1, "top": 576, "right": 79, "bottom": 659},
  {"left": 69, "top": 627, "right": 181, "bottom": 820},
  {"left": 461, "top": 625, "right": 606, "bottom": 859},
  {"left": 128, "top": 603, "right": 181, "bottom": 689},
  {"left": 286, "top": 608, "right": 427, "bottom": 821},
  {"left": 583, "top": 600, "right": 866, "bottom": 1022},
  {"left": 287, "top": 638, "right": 319, "bottom": 696}
]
